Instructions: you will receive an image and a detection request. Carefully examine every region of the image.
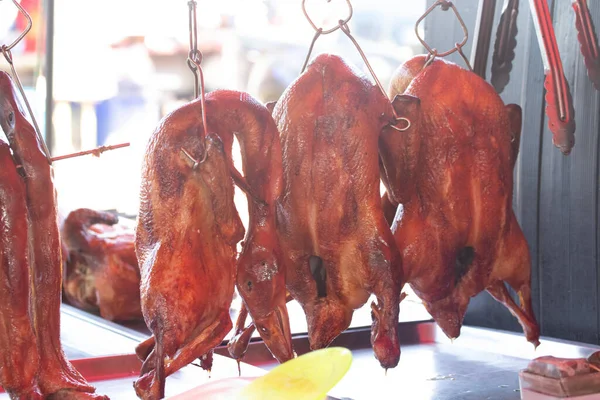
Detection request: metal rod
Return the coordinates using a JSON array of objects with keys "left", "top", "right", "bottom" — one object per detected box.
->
[
  {"left": 300, "top": 28, "right": 322, "bottom": 74},
  {"left": 45, "top": 0, "right": 55, "bottom": 153},
  {"left": 50, "top": 143, "right": 130, "bottom": 162},
  {"left": 186, "top": 0, "right": 208, "bottom": 144},
  {"left": 2, "top": 48, "right": 53, "bottom": 163}
]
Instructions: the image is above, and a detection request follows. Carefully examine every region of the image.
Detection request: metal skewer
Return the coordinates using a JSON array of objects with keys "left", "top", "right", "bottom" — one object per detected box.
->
[{"left": 50, "top": 143, "right": 130, "bottom": 162}]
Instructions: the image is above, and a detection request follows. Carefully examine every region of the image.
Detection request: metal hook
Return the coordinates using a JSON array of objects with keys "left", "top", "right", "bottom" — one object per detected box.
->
[
  {"left": 180, "top": 148, "right": 199, "bottom": 170},
  {"left": 415, "top": 0, "right": 472, "bottom": 70},
  {"left": 1, "top": 0, "right": 32, "bottom": 52},
  {"left": 299, "top": 1, "right": 411, "bottom": 132},
  {"left": 337, "top": 21, "right": 411, "bottom": 131},
  {"left": 1, "top": 0, "right": 53, "bottom": 164},
  {"left": 302, "top": 0, "right": 353, "bottom": 35},
  {"left": 186, "top": 0, "right": 209, "bottom": 156}
]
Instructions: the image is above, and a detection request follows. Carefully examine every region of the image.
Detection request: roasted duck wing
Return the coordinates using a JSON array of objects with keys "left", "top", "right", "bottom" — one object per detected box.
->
[
  {"left": 380, "top": 55, "right": 540, "bottom": 346},
  {"left": 62, "top": 208, "right": 142, "bottom": 322},
  {"left": 135, "top": 90, "right": 288, "bottom": 399},
  {"left": 273, "top": 54, "right": 403, "bottom": 369},
  {"left": 0, "top": 71, "right": 105, "bottom": 399},
  {"left": 0, "top": 137, "right": 42, "bottom": 399}
]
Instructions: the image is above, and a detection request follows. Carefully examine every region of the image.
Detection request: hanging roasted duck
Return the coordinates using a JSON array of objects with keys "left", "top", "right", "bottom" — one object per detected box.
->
[
  {"left": 271, "top": 54, "right": 403, "bottom": 369},
  {"left": 62, "top": 208, "right": 142, "bottom": 322},
  {"left": 0, "top": 71, "right": 107, "bottom": 399},
  {"left": 381, "top": 55, "right": 540, "bottom": 347},
  {"left": 134, "top": 89, "right": 291, "bottom": 399},
  {"left": 0, "top": 135, "right": 42, "bottom": 399}
]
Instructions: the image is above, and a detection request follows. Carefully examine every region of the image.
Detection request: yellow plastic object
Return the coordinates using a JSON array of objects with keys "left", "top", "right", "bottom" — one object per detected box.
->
[{"left": 238, "top": 347, "right": 353, "bottom": 400}]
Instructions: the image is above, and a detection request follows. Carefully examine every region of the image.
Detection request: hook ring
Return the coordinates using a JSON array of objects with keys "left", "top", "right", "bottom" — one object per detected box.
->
[{"left": 302, "top": 0, "right": 353, "bottom": 35}]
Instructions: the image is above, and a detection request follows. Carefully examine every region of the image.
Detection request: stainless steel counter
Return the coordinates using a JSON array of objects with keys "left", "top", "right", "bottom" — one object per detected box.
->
[
  {"left": 329, "top": 325, "right": 600, "bottom": 400},
  {"left": 241, "top": 322, "right": 600, "bottom": 400},
  {"left": 3, "top": 305, "right": 600, "bottom": 399}
]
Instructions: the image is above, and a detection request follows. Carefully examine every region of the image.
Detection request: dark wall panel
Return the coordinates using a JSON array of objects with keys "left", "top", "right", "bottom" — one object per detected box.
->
[{"left": 424, "top": 0, "right": 600, "bottom": 344}]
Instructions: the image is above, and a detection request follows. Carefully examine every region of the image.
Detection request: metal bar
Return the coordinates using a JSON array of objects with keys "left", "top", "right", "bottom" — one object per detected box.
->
[
  {"left": 50, "top": 142, "right": 130, "bottom": 162},
  {"left": 45, "top": 0, "right": 55, "bottom": 153}
]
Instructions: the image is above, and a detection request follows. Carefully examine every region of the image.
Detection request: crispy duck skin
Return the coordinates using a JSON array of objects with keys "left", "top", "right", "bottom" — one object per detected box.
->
[
  {"left": 135, "top": 90, "right": 289, "bottom": 399},
  {"left": 0, "top": 138, "right": 42, "bottom": 399},
  {"left": 210, "top": 91, "right": 293, "bottom": 364},
  {"left": 0, "top": 71, "right": 106, "bottom": 399},
  {"left": 380, "top": 55, "right": 540, "bottom": 346},
  {"left": 62, "top": 208, "right": 142, "bottom": 322},
  {"left": 272, "top": 54, "right": 403, "bottom": 369}
]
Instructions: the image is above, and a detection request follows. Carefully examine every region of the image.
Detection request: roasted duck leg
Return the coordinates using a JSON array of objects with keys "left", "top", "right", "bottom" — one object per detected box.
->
[
  {"left": 0, "top": 71, "right": 105, "bottom": 399},
  {"left": 0, "top": 137, "right": 42, "bottom": 399},
  {"left": 135, "top": 90, "right": 289, "bottom": 399},
  {"left": 62, "top": 208, "right": 142, "bottom": 322},
  {"left": 273, "top": 54, "right": 403, "bottom": 369},
  {"left": 381, "top": 55, "right": 540, "bottom": 346}
]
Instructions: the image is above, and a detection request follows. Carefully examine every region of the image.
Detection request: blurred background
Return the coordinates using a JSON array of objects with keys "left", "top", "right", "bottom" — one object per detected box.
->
[
  {"left": 0, "top": 0, "right": 429, "bottom": 331},
  {"left": 0, "top": 0, "right": 425, "bottom": 216}
]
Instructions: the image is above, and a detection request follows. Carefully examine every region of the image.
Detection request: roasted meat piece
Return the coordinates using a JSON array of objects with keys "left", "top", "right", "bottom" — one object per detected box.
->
[
  {"left": 62, "top": 208, "right": 142, "bottom": 322},
  {"left": 273, "top": 54, "right": 403, "bottom": 369},
  {"left": 380, "top": 55, "right": 540, "bottom": 346},
  {"left": 135, "top": 90, "right": 289, "bottom": 399},
  {"left": 0, "top": 136, "right": 42, "bottom": 399},
  {"left": 1, "top": 71, "right": 106, "bottom": 399}
]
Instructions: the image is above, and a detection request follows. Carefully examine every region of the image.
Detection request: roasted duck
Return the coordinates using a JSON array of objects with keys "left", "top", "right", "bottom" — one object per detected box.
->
[
  {"left": 272, "top": 54, "right": 403, "bottom": 369},
  {"left": 0, "top": 136, "right": 42, "bottom": 399},
  {"left": 62, "top": 208, "right": 142, "bottom": 322},
  {"left": 0, "top": 71, "right": 106, "bottom": 399},
  {"left": 134, "top": 90, "right": 290, "bottom": 399},
  {"left": 214, "top": 92, "right": 293, "bottom": 364},
  {"left": 380, "top": 55, "right": 540, "bottom": 346}
]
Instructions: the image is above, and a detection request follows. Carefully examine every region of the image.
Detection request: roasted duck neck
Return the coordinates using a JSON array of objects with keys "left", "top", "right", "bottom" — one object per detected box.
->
[
  {"left": 0, "top": 71, "right": 106, "bottom": 398},
  {"left": 205, "top": 90, "right": 293, "bottom": 363},
  {"left": 274, "top": 54, "right": 403, "bottom": 369},
  {"left": 381, "top": 56, "right": 539, "bottom": 346}
]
